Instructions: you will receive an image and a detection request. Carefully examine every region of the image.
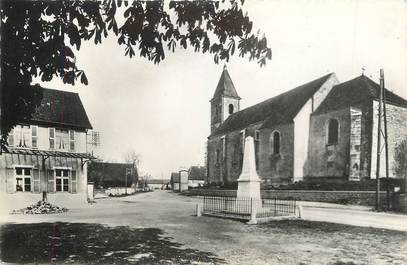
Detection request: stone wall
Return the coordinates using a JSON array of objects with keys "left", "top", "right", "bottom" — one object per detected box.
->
[
  {"left": 207, "top": 122, "right": 263, "bottom": 184},
  {"left": 184, "top": 189, "right": 387, "bottom": 206},
  {"left": 307, "top": 107, "right": 351, "bottom": 178},
  {"left": 258, "top": 123, "right": 294, "bottom": 185},
  {"left": 370, "top": 101, "right": 407, "bottom": 178}
]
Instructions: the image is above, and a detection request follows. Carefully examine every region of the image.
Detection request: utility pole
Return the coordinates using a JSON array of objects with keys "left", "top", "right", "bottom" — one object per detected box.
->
[
  {"left": 382, "top": 71, "right": 390, "bottom": 210},
  {"left": 375, "top": 69, "right": 384, "bottom": 211}
]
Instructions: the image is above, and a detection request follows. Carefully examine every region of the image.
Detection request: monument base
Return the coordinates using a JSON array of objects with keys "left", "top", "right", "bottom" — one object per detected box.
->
[{"left": 237, "top": 180, "right": 261, "bottom": 199}]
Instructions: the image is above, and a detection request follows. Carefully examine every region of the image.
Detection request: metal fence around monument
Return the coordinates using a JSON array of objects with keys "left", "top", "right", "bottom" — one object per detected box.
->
[{"left": 202, "top": 196, "right": 296, "bottom": 220}]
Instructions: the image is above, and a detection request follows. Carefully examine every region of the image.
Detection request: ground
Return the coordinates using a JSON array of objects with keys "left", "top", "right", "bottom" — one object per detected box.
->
[{"left": 1, "top": 191, "right": 406, "bottom": 265}]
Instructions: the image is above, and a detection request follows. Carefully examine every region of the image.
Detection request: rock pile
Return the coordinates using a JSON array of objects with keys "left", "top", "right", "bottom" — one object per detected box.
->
[{"left": 12, "top": 200, "right": 68, "bottom": 214}]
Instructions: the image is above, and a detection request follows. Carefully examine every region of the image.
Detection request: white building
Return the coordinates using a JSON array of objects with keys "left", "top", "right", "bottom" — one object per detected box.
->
[{"left": 0, "top": 86, "right": 94, "bottom": 211}]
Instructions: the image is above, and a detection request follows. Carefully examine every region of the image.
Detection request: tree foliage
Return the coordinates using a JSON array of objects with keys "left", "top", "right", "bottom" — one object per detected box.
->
[{"left": 1, "top": 0, "right": 271, "bottom": 142}]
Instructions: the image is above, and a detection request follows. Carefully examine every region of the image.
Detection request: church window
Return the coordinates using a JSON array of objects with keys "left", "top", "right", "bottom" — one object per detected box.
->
[
  {"left": 228, "top": 104, "right": 234, "bottom": 114},
  {"left": 255, "top": 130, "right": 260, "bottom": 141},
  {"left": 327, "top": 119, "right": 339, "bottom": 145},
  {"left": 216, "top": 149, "right": 220, "bottom": 164},
  {"left": 272, "top": 131, "right": 281, "bottom": 154}
]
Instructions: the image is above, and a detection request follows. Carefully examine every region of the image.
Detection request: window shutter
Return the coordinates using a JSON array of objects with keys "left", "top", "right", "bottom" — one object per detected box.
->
[
  {"left": 49, "top": 128, "right": 55, "bottom": 149},
  {"left": 33, "top": 169, "right": 40, "bottom": 193},
  {"left": 7, "top": 129, "right": 14, "bottom": 146},
  {"left": 47, "top": 169, "right": 55, "bottom": 192},
  {"left": 70, "top": 170, "right": 77, "bottom": 193},
  {"left": 69, "top": 130, "right": 75, "bottom": 152},
  {"left": 6, "top": 169, "right": 15, "bottom": 193},
  {"left": 31, "top": 126, "right": 38, "bottom": 148}
]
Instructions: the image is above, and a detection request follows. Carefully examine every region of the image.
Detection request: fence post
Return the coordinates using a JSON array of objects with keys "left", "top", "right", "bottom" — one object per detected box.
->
[
  {"left": 196, "top": 204, "right": 202, "bottom": 217},
  {"left": 274, "top": 197, "right": 277, "bottom": 216},
  {"left": 247, "top": 197, "right": 257, "bottom": 225},
  {"left": 297, "top": 203, "right": 303, "bottom": 219}
]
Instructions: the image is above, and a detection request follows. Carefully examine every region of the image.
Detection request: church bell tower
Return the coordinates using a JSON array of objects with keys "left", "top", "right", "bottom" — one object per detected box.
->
[{"left": 210, "top": 65, "right": 241, "bottom": 133}]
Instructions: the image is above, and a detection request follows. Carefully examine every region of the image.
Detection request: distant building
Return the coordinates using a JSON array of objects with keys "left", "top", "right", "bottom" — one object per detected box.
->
[
  {"left": 170, "top": 172, "right": 180, "bottom": 191},
  {"left": 170, "top": 170, "right": 188, "bottom": 192},
  {"left": 88, "top": 162, "right": 137, "bottom": 188},
  {"left": 0, "top": 86, "right": 94, "bottom": 207},
  {"left": 147, "top": 179, "right": 169, "bottom": 190},
  {"left": 207, "top": 67, "right": 407, "bottom": 186},
  {"left": 188, "top": 166, "right": 206, "bottom": 188}
]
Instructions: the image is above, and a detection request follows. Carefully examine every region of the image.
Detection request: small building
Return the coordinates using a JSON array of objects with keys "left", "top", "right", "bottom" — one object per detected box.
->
[
  {"left": 0, "top": 86, "right": 94, "bottom": 210},
  {"left": 88, "top": 162, "right": 137, "bottom": 189},
  {"left": 188, "top": 166, "right": 206, "bottom": 188},
  {"left": 170, "top": 170, "right": 188, "bottom": 192},
  {"left": 170, "top": 172, "right": 180, "bottom": 191}
]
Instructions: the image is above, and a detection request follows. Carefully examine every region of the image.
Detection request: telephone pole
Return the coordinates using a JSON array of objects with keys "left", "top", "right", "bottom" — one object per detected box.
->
[
  {"left": 382, "top": 71, "right": 390, "bottom": 210},
  {"left": 375, "top": 69, "right": 389, "bottom": 211}
]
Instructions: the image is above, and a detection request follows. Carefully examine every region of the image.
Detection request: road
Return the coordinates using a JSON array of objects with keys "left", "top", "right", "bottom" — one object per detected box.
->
[
  {"left": 302, "top": 205, "right": 407, "bottom": 231},
  {"left": 1, "top": 190, "right": 406, "bottom": 265}
]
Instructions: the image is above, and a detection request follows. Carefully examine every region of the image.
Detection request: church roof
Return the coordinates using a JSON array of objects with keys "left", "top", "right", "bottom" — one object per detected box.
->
[
  {"left": 313, "top": 75, "right": 407, "bottom": 115},
  {"left": 209, "top": 73, "right": 335, "bottom": 137},
  {"left": 22, "top": 85, "right": 92, "bottom": 130},
  {"left": 211, "top": 65, "right": 241, "bottom": 100}
]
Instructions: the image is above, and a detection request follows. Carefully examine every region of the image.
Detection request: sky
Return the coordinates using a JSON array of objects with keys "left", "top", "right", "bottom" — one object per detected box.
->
[{"left": 35, "top": 0, "right": 407, "bottom": 178}]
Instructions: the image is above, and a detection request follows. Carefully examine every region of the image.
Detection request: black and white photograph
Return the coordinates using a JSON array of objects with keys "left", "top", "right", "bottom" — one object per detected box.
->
[{"left": 0, "top": 0, "right": 406, "bottom": 264}]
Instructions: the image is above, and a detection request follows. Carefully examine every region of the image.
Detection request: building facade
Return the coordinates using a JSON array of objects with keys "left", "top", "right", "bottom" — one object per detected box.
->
[
  {"left": 0, "top": 86, "right": 94, "bottom": 210},
  {"left": 307, "top": 75, "right": 407, "bottom": 181},
  {"left": 207, "top": 68, "right": 407, "bottom": 186}
]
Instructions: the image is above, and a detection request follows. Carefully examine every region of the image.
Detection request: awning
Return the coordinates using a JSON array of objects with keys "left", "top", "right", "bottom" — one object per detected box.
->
[{"left": 4, "top": 147, "right": 96, "bottom": 160}]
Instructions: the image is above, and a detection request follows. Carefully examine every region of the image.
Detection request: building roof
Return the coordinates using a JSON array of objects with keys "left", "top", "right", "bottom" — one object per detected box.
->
[
  {"left": 314, "top": 75, "right": 407, "bottom": 115},
  {"left": 210, "top": 73, "right": 334, "bottom": 137},
  {"left": 23, "top": 85, "right": 92, "bottom": 130},
  {"left": 188, "top": 166, "right": 206, "bottom": 180},
  {"left": 211, "top": 65, "right": 241, "bottom": 101}
]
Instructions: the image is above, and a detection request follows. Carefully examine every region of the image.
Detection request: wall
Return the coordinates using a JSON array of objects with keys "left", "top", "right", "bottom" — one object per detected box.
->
[
  {"left": 258, "top": 123, "right": 294, "bottom": 185},
  {"left": 210, "top": 97, "right": 222, "bottom": 133},
  {"left": 184, "top": 189, "right": 388, "bottom": 206},
  {"left": 293, "top": 99, "right": 312, "bottom": 182},
  {"left": 222, "top": 96, "right": 240, "bottom": 122},
  {"left": 293, "top": 74, "right": 339, "bottom": 182},
  {"left": 9, "top": 124, "right": 87, "bottom": 153},
  {"left": 307, "top": 107, "right": 351, "bottom": 178},
  {"left": 370, "top": 101, "right": 407, "bottom": 178},
  {"left": 0, "top": 153, "right": 88, "bottom": 208},
  {"left": 207, "top": 122, "right": 262, "bottom": 184}
]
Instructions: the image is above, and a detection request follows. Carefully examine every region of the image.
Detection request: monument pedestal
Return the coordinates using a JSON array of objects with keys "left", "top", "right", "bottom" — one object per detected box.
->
[
  {"left": 236, "top": 136, "right": 262, "bottom": 224},
  {"left": 237, "top": 179, "right": 261, "bottom": 199}
]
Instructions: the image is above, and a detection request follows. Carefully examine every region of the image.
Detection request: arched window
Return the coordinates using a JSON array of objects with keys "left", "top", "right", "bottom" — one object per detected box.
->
[
  {"left": 327, "top": 119, "right": 339, "bottom": 145},
  {"left": 228, "top": 104, "right": 234, "bottom": 114},
  {"left": 272, "top": 131, "right": 280, "bottom": 154}
]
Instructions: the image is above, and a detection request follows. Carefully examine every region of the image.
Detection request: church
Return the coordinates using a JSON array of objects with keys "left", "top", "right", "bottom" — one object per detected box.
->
[{"left": 206, "top": 66, "right": 407, "bottom": 186}]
